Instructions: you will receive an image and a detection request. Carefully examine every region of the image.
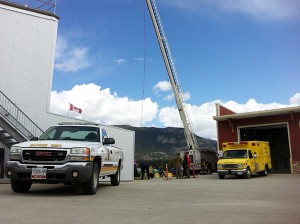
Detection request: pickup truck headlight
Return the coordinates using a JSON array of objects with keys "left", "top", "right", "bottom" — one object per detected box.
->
[
  {"left": 70, "top": 147, "right": 91, "bottom": 161},
  {"left": 9, "top": 146, "right": 22, "bottom": 160},
  {"left": 217, "top": 164, "right": 223, "bottom": 169}
]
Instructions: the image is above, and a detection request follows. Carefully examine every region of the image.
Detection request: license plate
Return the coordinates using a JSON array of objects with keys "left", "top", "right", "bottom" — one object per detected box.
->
[
  {"left": 237, "top": 172, "right": 243, "bottom": 175},
  {"left": 31, "top": 168, "right": 47, "bottom": 179}
]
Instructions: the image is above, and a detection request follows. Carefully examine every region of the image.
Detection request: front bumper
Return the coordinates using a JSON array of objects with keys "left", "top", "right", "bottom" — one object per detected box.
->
[
  {"left": 217, "top": 169, "right": 247, "bottom": 176},
  {"left": 5, "top": 161, "right": 93, "bottom": 183}
]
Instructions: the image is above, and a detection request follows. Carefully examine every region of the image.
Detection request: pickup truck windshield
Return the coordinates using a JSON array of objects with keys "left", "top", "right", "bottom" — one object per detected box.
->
[
  {"left": 39, "top": 126, "right": 100, "bottom": 142},
  {"left": 222, "top": 149, "right": 247, "bottom": 159}
]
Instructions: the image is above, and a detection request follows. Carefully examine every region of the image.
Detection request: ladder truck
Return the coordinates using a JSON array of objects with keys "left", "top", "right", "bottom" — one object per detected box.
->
[{"left": 145, "top": 0, "right": 202, "bottom": 172}]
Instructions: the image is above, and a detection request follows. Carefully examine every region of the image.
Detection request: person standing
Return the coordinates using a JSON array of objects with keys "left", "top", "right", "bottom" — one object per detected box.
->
[
  {"left": 174, "top": 152, "right": 182, "bottom": 179},
  {"left": 185, "top": 152, "right": 191, "bottom": 178},
  {"left": 149, "top": 164, "right": 154, "bottom": 179},
  {"left": 182, "top": 153, "right": 187, "bottom": 178},
  {"left": 134, "top": 160, "right": 138, "bottom": 179},
  {"left": 141, "top": 161, "right": 149, "bottom": 179}
]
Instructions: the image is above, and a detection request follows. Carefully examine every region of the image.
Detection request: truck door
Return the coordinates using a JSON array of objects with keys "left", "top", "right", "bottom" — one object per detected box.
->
[
  {"left": 248, "top": 150, "right": 255, "bottom": 173},
  {"left": 101, "top": 128, "right": 114, "bottom": 175},
  {"left": 253, "top": 152, "right": 259, "bottom": 172}
]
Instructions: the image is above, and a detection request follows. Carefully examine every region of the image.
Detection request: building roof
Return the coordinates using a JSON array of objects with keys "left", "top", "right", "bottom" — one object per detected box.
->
[{"left": 213, "top": 106, "right": 300, "bottom": 121}]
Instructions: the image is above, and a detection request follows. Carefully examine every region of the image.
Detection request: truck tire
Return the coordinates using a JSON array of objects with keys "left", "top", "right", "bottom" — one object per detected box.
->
[
  {"left": 260, "top": 166, "right": 268, "bottom": 176},
  {"left": 218, "top": 174, "right": 225, "bottom": 179},
  {"left": 244, "top": 167, "right": 251, "bottom": 179},
  {"left": 111, "top": 164, "right": 120, "bottom": 186},
  {"left": 82, "top": 163, "right": 99, "bottom": 195},
  {"left": 11, "top": 180, "right": 32, "bottom": 193}
]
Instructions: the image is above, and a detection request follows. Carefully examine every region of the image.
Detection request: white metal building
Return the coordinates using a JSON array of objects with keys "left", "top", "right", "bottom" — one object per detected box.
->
[{"left": 0, "top": 1, "right": 135, "bottom": 182}]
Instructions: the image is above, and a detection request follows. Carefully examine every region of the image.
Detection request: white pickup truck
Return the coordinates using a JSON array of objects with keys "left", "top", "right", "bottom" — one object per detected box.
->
[{"left": 5, "top": 122, "right": 124, "bottom": 195}]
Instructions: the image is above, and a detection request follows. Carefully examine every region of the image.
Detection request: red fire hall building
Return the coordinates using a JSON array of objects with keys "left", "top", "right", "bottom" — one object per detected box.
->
[{"left": 213, "top": 104, "right": 300, "bottom": 174}]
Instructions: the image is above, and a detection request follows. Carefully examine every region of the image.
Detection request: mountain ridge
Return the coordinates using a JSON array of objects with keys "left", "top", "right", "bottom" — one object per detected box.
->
[{"left": 114, "top": 125, "right": 217, "bottom": 161}]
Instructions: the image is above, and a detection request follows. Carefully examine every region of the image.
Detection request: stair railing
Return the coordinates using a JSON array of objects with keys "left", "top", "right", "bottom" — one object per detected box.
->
[{"left": 0, "top": 90, "right": 43, "bottom": 140}]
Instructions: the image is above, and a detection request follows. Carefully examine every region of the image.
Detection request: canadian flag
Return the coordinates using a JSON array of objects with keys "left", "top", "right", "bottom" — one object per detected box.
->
[{"left": 69, "top": 103, "right": 82, "bottom": 114}]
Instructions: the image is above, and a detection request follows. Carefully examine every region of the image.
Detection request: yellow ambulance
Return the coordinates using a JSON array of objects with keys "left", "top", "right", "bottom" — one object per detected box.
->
[{"left": 217, "top": 141, "right": 272, "bottom": 179}]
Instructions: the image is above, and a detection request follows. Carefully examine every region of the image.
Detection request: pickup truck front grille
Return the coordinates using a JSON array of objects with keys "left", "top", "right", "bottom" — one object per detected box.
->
[{"left": 22, "top": 150, "right": 67, "bottom": 161}]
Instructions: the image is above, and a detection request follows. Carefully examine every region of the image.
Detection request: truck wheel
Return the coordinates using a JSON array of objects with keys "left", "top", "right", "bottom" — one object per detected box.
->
[
  {"left": 111, "top": 165, "right": 120, "bottom": 186},
  {"left": 260, "top": 166, "right": 268, "bottom": 176},
  {"left": 244, "top": 168, "right": 251, "bottom": 179},
  {"left": 11, "top": 180, "right": 32, "bottom": 193},
  {"left": 82, "top": 163, "right": 99, "bottom": 195},
  {"left": 218, "top": 174, "right": 225, "bottom": 179}
]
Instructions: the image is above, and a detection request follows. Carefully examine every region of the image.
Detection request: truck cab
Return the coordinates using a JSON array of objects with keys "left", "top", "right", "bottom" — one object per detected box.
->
[{"left": 217, "top": 141, "right": 272, "bottom": 179}]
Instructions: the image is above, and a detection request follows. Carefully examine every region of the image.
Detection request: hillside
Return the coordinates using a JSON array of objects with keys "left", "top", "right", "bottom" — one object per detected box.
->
[{"left": 114, "top": 125, "right": 217, "bottom": 161}]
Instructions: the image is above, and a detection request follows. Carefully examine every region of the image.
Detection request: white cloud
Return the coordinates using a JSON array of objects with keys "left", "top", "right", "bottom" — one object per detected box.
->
[
  {"left": 50, "top": 85, "right": 299, "bottom": 140},
  {"left": 290, "top": 93, "right": 300, "bottom": 105},
  {"left": 115, "top": 58, "right": 126, "bottom": 64},
  {"left": 153, "top": 81, "right": 172, "bottom": 92},
  {"left": 163, "top": 0, "right": 300, "bottom": 22},
  {"left": 163, "top": 91, "right": 191, "bottom": 102},
  {"left": 54, "top": 35, "right": 91, "bottom": 72},
  {"left": 50, "top": 83, "right": 158, "bottom": 126},
  {"left": 153, "top": 81, "right": 191, "bottom": 102},
  {"left": 158, "top": 97, "right": 299, "bottom": 140},
  {"left": 219, "top": 0, "right": 300, "bottom": 22}
]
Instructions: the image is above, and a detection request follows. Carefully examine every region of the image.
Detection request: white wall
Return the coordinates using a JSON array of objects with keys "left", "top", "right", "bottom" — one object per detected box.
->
[
  {"left": 104, "top": 126, "right": 135, "bottom": 181},
  {"left": 0, "top": 3, "right": 58, "bottom": 117}
]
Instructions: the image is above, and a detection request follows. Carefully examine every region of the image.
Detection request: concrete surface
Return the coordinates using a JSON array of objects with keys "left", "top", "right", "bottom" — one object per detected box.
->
[{"left": 0, "top": 174, "right": 299, "bottom": 224}]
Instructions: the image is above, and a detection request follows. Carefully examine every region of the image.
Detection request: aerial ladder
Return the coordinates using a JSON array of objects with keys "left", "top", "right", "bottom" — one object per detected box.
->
[{"left": 145, "top": 0, "right": 200, "bottom": 167}]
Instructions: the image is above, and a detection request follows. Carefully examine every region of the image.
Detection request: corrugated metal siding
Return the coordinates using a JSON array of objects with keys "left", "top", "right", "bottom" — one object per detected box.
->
[
  {"left": 217, "top": 104, "right": 236, "bottom": 116},
  {"left": 0, "top": 3, "right": 58, "bottom": 121},
  {"left": 217, "top": 120, "right": 238, "bottom": 151}
]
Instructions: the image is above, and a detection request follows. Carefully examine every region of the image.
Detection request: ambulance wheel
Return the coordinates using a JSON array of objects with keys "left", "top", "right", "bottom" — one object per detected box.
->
[
  {"left": 218, "top": 174, "right": 225, "bottom": 179},
  {"left": 260, "top": 166, "right": 268, "bottom": 176},
  {"left": 244, "top": 168, "right": 251, "bottom": 179},
  {"left": 111, "top": 164, "right": 120, "bottom": 186},
  {"left": 82, "top": 162, "right": 99, "bottom": 195},
  {"left": 11, "top": 180, "right": 32, "bottom": 193}
]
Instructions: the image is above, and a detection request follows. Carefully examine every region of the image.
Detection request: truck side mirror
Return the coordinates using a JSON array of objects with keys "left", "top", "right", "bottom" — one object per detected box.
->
[{"left": 103, "top": 138, "right": 115, "bottom": 145}]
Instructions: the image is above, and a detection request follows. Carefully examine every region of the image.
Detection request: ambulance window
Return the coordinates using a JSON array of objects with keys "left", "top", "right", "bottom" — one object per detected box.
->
[{"left": 248, "top": 150, "right": 253, "bottom": 159}]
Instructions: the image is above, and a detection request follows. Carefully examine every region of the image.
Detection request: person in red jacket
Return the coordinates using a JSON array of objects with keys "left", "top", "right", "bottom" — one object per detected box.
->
[{"left": 183, "top": 152, "right": 191, "bottom": 178}]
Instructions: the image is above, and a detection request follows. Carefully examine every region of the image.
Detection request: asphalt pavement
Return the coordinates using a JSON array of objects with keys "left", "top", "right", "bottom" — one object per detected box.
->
[{"left": 0, "top": 174, "right": 299, "bottom": 224}]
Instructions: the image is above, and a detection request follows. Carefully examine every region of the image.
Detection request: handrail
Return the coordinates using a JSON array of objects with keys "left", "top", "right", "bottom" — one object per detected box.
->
[
  {"left": 0, "top": 90, "right": 43, "bottom": 139},
  {"left": 1, "top": 0, "right": 57, "bottom": 14}
]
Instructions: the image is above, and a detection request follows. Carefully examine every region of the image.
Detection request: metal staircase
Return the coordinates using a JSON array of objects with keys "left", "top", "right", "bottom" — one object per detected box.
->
[{"left": 0, "top": 90, "right": 43, "bottom": 147}]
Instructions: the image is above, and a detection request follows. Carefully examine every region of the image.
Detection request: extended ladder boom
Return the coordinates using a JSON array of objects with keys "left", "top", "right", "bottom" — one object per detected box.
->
[{"left": 146, "top": 0, "right": 198, "bottom": 151}]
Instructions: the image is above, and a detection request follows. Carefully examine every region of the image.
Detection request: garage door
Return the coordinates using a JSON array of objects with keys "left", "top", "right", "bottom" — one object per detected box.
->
[{"left": 240, "top": 125, "right": 290, "bottom": 174}]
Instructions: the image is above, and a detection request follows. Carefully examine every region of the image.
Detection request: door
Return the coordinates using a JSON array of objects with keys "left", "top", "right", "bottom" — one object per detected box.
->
[{"left": 248, "top": 150, "right": 256, "bottom": 173}]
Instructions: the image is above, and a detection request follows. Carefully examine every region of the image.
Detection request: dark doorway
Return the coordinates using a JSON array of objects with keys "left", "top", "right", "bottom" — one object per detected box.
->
[
  {"left": 0, "top": 148, "right": 4, "bottom": 178},
  {"left": 240, "top": 125, "right": 290, "bottom": 174}
]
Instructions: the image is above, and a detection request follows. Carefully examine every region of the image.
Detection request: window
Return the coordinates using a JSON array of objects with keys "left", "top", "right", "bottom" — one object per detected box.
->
[
  {"left": 102, "top": 128, "right": 108, "bottom": 143},
  {"left": 223, "top": 149, "right": 248, "bottom": 159},
  {"left": 249, "top": 150, "right": 253, "bottom": 159},
  {"left": 39, "top": 126, "right": 100, "bottom": 142}
]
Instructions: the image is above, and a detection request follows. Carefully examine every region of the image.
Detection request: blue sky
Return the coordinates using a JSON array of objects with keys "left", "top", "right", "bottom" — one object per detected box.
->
[{"left": 46, "top": 0, "right": 300, "bottom": 139}]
